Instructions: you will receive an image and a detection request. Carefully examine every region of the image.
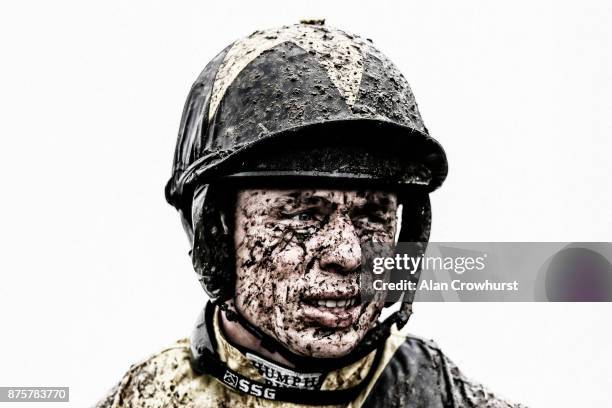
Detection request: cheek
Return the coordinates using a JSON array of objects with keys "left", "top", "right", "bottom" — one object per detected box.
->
[
  {"left": 354, "top": 295, "right": 385, "bottom": 335},
  {"left": 235, "top": 225, "right": 309, "bottom": 311},
  {"left": 265, "top": 245, "right": 308, "bottom": 308},
  {"left": 274, "top": 245, "right": 307, "bottom": 281},
  {"left": 359, "top": 226, "right": 396, "bottom": 243}
]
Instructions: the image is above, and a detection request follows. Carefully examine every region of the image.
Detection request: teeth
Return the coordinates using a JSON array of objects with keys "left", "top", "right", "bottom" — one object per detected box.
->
[{"left": 314, "top": 298, "right": 356, "bottom": 308}]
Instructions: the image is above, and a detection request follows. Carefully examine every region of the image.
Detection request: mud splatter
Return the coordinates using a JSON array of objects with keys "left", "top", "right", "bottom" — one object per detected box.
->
[{"left": 230, "top": 188, "right": 396, "bottom": 358}]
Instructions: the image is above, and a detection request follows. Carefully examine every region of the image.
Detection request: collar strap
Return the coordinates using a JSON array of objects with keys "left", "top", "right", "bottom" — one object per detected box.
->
[{"left": 191, "top": 328, "right": 384, "bottom": 405}]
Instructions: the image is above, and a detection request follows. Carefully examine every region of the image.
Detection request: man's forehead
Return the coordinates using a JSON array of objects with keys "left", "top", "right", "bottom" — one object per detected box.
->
[{"left": 236, "top": 188, "right": 396, "bottom": 206}]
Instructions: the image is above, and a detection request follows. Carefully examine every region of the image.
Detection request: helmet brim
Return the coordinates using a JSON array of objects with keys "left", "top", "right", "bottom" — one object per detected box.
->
[{"left": 167, "top": 118, "right": 447, "bottom": 211}]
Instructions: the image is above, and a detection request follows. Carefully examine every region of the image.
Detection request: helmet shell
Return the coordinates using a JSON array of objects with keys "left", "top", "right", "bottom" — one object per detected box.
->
[{"left": 166, "top": 23, "right": 447, "bottom": 215}]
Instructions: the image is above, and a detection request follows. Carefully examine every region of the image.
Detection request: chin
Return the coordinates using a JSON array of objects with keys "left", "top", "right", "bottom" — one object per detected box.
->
[{"left": 281, "top": 327, "right": 363, "bottom": 359}]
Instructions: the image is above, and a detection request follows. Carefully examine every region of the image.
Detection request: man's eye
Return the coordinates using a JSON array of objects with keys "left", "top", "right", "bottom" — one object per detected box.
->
[
  {"left": 352, "top": 213, "right": 386, "bottom": 225},
  {"left": 292, "top": 212, "right": 315, "bottom": 222}
]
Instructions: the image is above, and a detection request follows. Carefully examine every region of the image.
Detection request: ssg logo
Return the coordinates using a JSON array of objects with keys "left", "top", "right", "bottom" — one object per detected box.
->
[
  {"left": 222, "top": 370, "right": 277, "bottom": 399},
  {"left": 223, "top": 371, "right": 239, "bottom": 387}
]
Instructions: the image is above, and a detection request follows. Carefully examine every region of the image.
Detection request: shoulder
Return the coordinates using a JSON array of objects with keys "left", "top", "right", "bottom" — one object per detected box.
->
[
  {"left": 439, "top": 353, "right": 528, "bottom": 408},
  {"left": 94, "top": 339, "right": 204, "bottom": 408},
  {"left": 363, "top": 332, "right": 449, "bottom": 407},
  {"left": 362, "top": 332, "right": 526, "bottom": 408},
  {"left": 381, "top": 328, "right": 449, "bottom": 380}
]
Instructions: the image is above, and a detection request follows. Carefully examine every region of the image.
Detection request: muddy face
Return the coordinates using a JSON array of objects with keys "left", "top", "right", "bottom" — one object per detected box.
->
[{"left": 233, "top": 188, "right": 397, "bottom": 358}]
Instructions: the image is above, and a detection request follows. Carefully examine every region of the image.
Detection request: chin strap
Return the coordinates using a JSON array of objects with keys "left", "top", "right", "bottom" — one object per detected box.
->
[{"left": 191, "top": 301, "right": 386, "bottom": 405}]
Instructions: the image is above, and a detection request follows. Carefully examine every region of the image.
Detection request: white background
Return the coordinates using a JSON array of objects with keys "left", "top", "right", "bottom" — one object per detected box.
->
[{"left": 0, "top": 1, "right": 611, "bottom": 407}]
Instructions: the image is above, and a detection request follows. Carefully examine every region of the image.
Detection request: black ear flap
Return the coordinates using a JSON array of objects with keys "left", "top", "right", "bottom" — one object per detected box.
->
[
  {"left": 191, "top": 184, "right": 235, "bottom": 303},
  {"left": 392, "top": 192, "right": 431, "bottom": 307},
  {"left": 397, "top": 191, "right": 431, "bottom": 243}
]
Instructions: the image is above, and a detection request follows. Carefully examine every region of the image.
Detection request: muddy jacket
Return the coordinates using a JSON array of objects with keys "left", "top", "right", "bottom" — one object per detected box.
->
[{"left": 95, "top": 306, "right": 523, "bottom": 408}]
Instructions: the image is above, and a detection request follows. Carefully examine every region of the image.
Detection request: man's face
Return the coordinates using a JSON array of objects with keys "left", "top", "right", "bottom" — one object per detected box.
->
[{"left": 233, "top": 188, "right": 397, "bottom": 358}]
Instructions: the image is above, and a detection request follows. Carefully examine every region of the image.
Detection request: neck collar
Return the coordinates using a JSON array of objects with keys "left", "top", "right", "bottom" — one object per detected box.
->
[{"left": 190, "top": 301, "right": 384, "bottom": 405}]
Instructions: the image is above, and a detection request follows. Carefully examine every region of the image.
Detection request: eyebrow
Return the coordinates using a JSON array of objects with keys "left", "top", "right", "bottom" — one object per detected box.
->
[
  {"left": 268, "top": 191, "right": 395, "bottom": 212},
  {"left": 350, "top": 201, "right": 394, "bottom": 218},
  {"left": 269, "top": 193, "right": 334, "bottom": 210}
]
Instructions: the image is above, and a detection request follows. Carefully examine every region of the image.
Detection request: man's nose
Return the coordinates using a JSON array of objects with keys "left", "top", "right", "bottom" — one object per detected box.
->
[{"left": 319, "top": 213, "right": 362, "bottom": 274}]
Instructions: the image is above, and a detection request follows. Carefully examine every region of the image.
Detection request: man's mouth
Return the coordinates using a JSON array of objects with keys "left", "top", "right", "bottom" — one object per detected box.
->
[{"left": 300, "top": 295, "right": 362, "bottom": 329}]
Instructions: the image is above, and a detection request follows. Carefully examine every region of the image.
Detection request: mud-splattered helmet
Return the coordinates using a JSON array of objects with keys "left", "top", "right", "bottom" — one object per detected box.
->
[{"left": 166, "top": 21, "right": 447, "bottom": 302}]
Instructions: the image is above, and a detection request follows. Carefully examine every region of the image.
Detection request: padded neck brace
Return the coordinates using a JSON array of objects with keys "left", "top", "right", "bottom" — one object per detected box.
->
[{"left": 190, "top": 301, "right": 387, "bottom": 405}]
